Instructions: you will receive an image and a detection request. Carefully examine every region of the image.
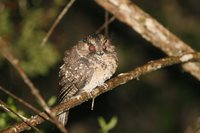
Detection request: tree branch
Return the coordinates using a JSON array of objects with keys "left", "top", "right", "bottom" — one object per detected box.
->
[
  {"left": 94, "top": 0, "right": 200, "bottom": 80},
  {"left": 0, "top": 37, "right": 67, "bottom": 133},
  {"left": 0, "top": 100, "right": 41, "bottom": 133},
  {"left": 40, "top": 0, "right": 76, "bottom": 46},
  {"left": 2, "top": 52, "right": 200, "bottom": 133},
  {"left": 0, "top": 85, "right": 54, "bottom": 123}
]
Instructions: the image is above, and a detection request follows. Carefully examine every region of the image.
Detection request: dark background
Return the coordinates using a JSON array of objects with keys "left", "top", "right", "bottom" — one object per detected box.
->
[{"left": 0, "top": 0, "right": 200, "bottom": 132}]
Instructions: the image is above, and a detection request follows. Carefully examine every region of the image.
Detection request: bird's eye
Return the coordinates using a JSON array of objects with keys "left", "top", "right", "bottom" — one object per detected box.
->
[{"left": 88, "top": 44, "right": 96, "bottom": 52}]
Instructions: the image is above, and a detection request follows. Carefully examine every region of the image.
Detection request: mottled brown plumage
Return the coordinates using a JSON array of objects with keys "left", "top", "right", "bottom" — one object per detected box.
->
[{"left": 58, "top": 34, "right": 118, "bottom": 125}]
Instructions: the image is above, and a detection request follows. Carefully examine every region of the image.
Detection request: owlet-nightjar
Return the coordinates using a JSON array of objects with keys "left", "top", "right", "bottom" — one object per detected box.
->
[{"left": 58, "top": 34, "right": 118, "bottom": 125}]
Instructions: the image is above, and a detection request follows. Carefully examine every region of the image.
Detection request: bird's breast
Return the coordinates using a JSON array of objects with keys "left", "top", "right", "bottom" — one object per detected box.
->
[{"left": 81, "top": 54, "right": 118, "bottom": 92}]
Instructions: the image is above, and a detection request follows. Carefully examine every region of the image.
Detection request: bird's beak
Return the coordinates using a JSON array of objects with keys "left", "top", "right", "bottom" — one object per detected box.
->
[{"left": 96, "top": 51, "right": 104, "bottom": 55}]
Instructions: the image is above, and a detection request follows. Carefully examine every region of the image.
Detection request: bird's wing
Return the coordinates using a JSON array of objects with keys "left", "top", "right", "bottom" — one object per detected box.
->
[{"left": 58, "top": 58, "right": 93, "bottom": 103}]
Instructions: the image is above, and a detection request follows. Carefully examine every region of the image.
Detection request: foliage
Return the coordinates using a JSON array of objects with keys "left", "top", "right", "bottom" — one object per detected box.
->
[
  {"left": 98, "top": 116, "right": 118, "bottom": 133},
  {"left": 0, "top": 96, "right": 57, "bottom": 130},
  {"left": 47, "top": 96, "right": 57, "bottom": 107},
  {"left": 0, "top": 9, "right": 13, "bottom": 37},
  {"left": 0, "top": 98, "right": 27, "bottom": 129},
  {"left": 0, "top": 1, "right": 64, "bottom": 77},
  {"left": 14, "top": 9, "right": 60, "bottom": 77}
]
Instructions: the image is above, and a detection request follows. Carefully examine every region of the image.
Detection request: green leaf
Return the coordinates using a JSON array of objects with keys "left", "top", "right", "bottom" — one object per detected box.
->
[
  {"left": 47, "top": 96, "right": 57, "bottom": 106},
  {"left": 106, "top": 116, "right": 118, "bottom": 131},
  {"left": 0, "top": 114, "right": 6, "bottom": 128},
  {"left": 98, "top": 116, "right": 118, "bottom": 133},
  {"left": 98, "top": 116, "right": 107, "bottom": 130}
]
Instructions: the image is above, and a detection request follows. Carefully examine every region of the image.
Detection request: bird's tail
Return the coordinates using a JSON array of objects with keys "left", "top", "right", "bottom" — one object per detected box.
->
[{"left": 58, "top": 111, "right": 69, "bottom": 126}]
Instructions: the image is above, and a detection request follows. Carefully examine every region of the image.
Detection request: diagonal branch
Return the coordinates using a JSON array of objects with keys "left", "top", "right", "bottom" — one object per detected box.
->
[
  {"left": 94, "top": 0, "right": 200, "bottom": 80},
  {"left": 0, "top": 85, "right": 56, "bottom": 124},
  {"left": 40, "top": 0, "right": 76, "bottom": 46},
  {"left": 95, "top": 16, "right": 115, "bottom": 34},
  {"left": 0, "top": 38, "right": 67, "bottom": 133},
  {"left": 0, "top": 38, "right": 51, "bottom": 117},
  {"left": 2, "top": 52, "right": 200, "bottom": 133},
  {"left": 0, "top": 100, "right": 41, "bottom": 133}
]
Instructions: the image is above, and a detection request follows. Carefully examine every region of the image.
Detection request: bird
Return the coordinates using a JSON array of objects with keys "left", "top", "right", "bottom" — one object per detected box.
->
[{"left": 58, "top": 34, "right": 118, "bottom": 125}]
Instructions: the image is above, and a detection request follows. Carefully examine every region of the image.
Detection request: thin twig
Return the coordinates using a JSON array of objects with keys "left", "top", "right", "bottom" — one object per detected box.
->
[
  {"left": 41, "top": 0, "right": 76, "bottom": 46},
  {"left": 95, "top": 16, "right": 115, "bottom": 34},
  {"left": 0, "top": 85, "right": 57, "bottom": 123},
  {"left": 0, "top": 85, "right": 43, "bottom": 116},
  {"left": 95, "top": 0, "right": 200, "bottom": 80},
  {"left": 0, "top": 99, "right": 41, "bottom": 133},
  {"left": 104, "top": 11, "right": 109, "bottom": 36},
  {"left": 0, "top": 38, "right": 67, "bottom": 133},
  {"left": 2, "top": 52, "right": 200, "bottom": 133},
  {"left": 0, "top": 38, "right": 51, "bottom": 117}
]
